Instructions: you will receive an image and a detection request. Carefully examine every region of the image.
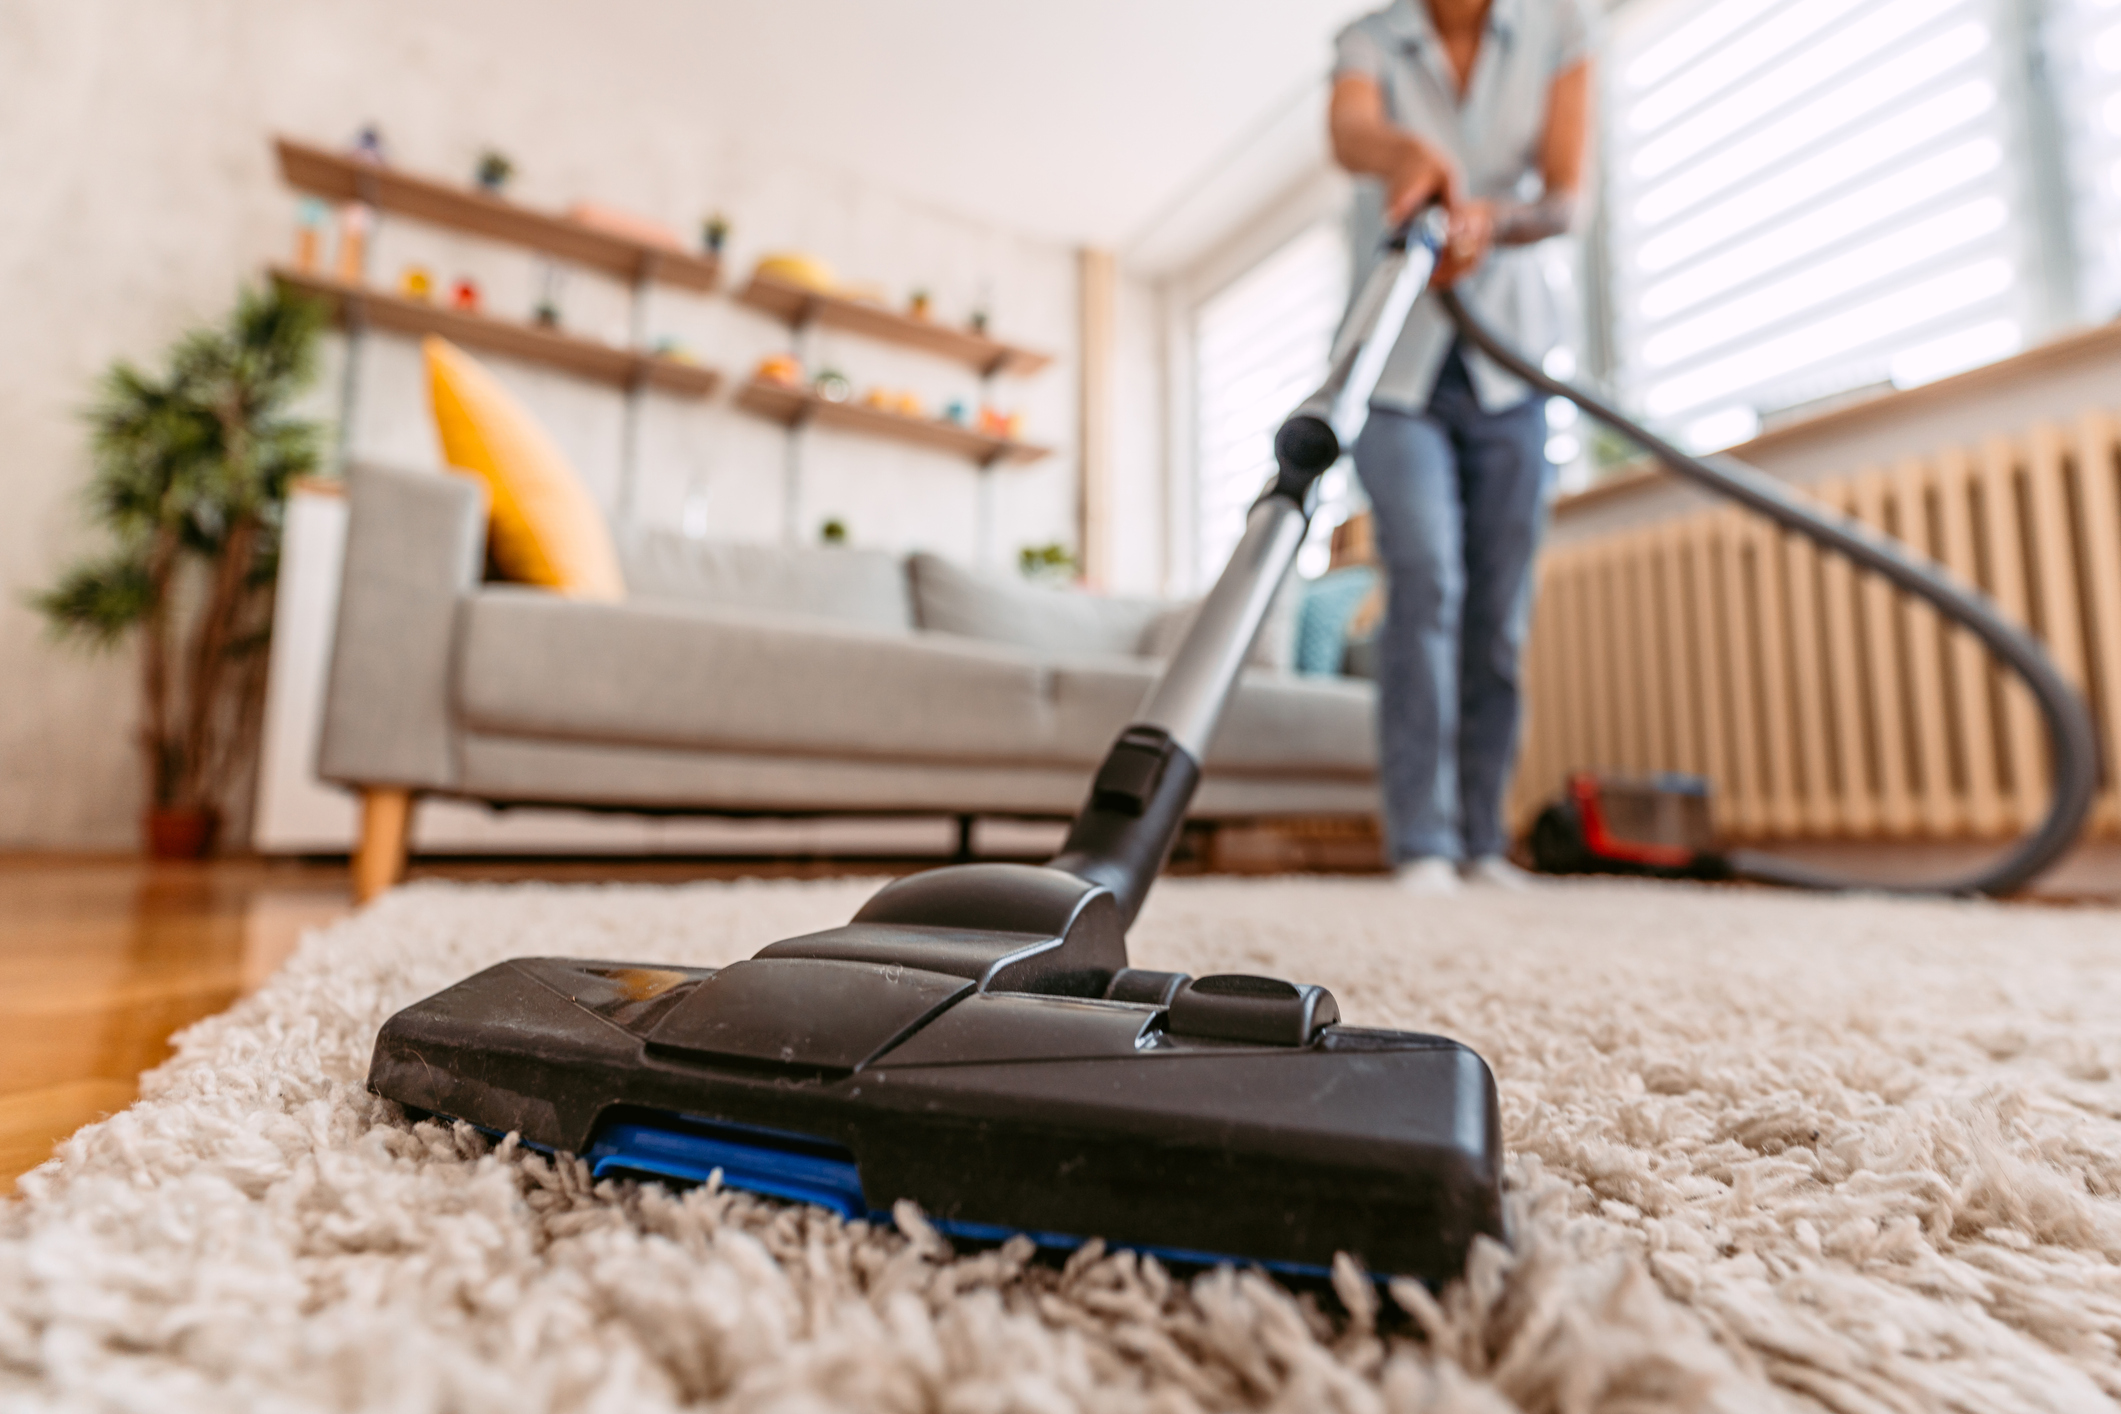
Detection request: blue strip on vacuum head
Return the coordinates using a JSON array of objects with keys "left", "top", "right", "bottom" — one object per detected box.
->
[
  {"left": 585, "top": 1117, "right": 871, "bottom": 1218},
  {"left": 575, "top": 1113, "right": 1344, "bottom": 1283}
]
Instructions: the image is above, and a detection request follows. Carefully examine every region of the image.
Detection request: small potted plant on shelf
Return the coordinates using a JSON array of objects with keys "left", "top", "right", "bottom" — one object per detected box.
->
[
  {"left": 474, "top": 148, "right": 515, "bottom": 193},
  {"left": 701, "top": 213, "right": 730, "bottom": 256},
  {"left": 1019, "top": 542, "right": 1077, "bottom": 583},
  {"left": 33, "top": 285, "right": 327, "bottom": 858}
]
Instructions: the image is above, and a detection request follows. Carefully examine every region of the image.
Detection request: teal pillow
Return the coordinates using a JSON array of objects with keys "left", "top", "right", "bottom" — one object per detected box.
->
[{"left": 1295, "top": 567, "right": 1380, "bottom": 676}]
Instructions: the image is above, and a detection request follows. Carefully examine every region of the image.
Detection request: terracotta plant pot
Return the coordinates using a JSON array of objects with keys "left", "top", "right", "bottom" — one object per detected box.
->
[{"left": 145, "top": 806, "right": 219, "bottom": 860}]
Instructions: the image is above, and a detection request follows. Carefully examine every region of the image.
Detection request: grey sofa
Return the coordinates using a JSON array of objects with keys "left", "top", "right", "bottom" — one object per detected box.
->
[{"left": 320, "top": 464, "right": 1379, "bottom": 896}]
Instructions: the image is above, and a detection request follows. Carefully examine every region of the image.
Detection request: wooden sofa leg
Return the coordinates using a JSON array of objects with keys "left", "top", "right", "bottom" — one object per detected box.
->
[{"left": 353, "top": 787, "right": 412, "bottom": 903}]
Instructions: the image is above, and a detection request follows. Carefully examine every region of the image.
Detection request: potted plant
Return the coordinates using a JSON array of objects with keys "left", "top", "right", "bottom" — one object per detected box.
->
[{"left": 34, "top": 285, "right": 326, "bottom": 858}]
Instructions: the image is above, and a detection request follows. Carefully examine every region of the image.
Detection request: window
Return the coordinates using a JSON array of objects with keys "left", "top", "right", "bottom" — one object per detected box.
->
[
  {"left": 2053, "top": 0, "right": 2121, "bottom": 321},
  {"left": 1602, "top": 0, "right": 2033, "bottom": 448},
  {"left": 1192, "top": 222, "right": 1350, "bottom": 580}
]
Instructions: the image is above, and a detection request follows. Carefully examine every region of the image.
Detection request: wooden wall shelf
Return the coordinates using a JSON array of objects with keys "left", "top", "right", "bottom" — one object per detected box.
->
[
  {"left": 273, "top": 268, "right": 721, "bottom": 397},
  {"left": 734, "top": 379, "right": 1051, "bottom": 467},
  {"left": 735, "top": 272, "right": 1052, "bottom": 377},
  {"left": 275, "top": 137, "right": 722, "bottom": 292}
]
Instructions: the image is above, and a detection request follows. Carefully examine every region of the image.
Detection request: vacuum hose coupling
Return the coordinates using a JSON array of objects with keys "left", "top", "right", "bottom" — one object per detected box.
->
[{"left": 1270, "top": 414, "right": 1341, "bottom": 503}]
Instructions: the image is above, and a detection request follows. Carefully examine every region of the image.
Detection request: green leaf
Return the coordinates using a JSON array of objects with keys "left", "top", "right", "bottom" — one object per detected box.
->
[{"left": 31, "top": 551, "right": 155, "bottom": 648}]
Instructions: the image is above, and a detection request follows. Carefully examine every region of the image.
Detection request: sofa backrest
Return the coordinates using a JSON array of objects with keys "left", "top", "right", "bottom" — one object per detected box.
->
[
  {"left": 619, "top": 529, "right": 914, "bottom": 633},
  {"left": 908, "top": 552, "right": 1165, "bottom": 659}
]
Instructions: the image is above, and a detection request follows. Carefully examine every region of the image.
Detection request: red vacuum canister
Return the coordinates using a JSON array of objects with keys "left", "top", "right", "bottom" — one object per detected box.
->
[{"left": 1527, "top": 772, "right": 1731, "bottom": 880}]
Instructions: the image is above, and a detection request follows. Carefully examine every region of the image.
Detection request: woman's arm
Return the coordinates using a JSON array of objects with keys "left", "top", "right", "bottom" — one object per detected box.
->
[
  {"left": 1494, "top": 59, "right": 1591, "bottom": 246},
  {"left": 1329, "top": 74, "right": 1462, "bottom": 223},
  {"left": 1431, "top": 59, "right": 1590, "bottom": 285}
]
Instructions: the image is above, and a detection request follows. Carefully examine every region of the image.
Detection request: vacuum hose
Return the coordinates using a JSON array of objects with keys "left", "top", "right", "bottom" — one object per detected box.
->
[{"left": 1434, "top": 287, "right": 2100, "bottom": 895}]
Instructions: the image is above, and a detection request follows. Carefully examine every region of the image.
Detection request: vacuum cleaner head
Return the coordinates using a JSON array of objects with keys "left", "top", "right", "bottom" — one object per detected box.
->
[
  {"left": 1528, "top": 772, "right": 1731, "bottom": 880},
  {"left": 370, "top": 863, "right": 1504, "bottom": 1284}
]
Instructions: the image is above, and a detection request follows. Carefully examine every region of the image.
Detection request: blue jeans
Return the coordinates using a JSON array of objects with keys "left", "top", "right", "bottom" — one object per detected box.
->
[{"left": 1352, "top": 346, "right": 1551, "bottom": 863}]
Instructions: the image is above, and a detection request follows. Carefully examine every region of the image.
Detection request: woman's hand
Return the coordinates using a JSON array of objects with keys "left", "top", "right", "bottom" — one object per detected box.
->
[
  {"left": 1432, "top": 198, "right": 1496, "bottom": 287},
  {"left": 1385, "top": 134, "right": 1461, "bottom": 226}
]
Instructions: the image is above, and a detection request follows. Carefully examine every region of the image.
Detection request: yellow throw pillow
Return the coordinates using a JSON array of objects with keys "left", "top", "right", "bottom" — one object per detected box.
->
[{"left": 422, "top": 337, "right": 625, "bottom": 601}]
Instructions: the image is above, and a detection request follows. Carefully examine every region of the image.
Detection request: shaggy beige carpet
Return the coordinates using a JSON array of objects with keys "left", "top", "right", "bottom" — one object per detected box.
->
[{"left": 5, "top": 876, "right": 2121, "bottom": 1413}]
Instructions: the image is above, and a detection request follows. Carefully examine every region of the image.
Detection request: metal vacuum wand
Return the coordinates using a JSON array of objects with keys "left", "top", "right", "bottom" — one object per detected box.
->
[{"left": 1049, "top": 220, "right": 1445, "bottom": 927}]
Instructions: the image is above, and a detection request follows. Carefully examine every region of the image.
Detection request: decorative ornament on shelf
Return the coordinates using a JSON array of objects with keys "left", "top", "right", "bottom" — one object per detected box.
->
[
  {"left": 1018, "top": 542, "right": 1078, "bottom": 583},
  {"left": 755, "top": 252, "right": 837, "bottom": 293},
  {"left": 34, "top": 284, "right": 327, "bottom": 858},
  {"left": 908, "top": 288, "right": 932, "bottom": 321},
  {"left": 291, "top": 198, "right": 328, "bottom": 273},
  {"left": 756, "top": 353, "right": 804, "bottom": 387},
  {"left": 812, "top": 369, "right": 851, "bottom": 403},
  {"left": 942, "top": 398, "right": 968, "bottom": 426},
  {"left": 701, "top": 213, "right": 730, "bottom": 256},
  {"left": 399, "top": 265, "right": 434, "bottom": 302},
  {"left": 818, "top": 517, "right": 849, "bottom": 545},
  {"left": 566, "top": 201, "right": 684, "bottom": 251},
  {"left": 861, "top": 387, "right": 892, "bottom": 410},
  {"left": 335, "top": 203, "right": 373, "bottom": 284},
  {"left": 651, "top": 337, "right": 698, "bottom": 365},
  {"left": 474, "top": 148, "right": 515, "bottom": 193},
  {"left": 449, "top": 276, "right": 480, "bottom": 313},
  {"left": 968, "top": 308, "right": 991, "bottom": 335},
  {"left": 976, "top": 406, "right": 1022, "bottom": 440},
  {"left": 351, "top": 123, "right": 387, "bottom": 165},
  {"left": 894, "top": 391, "right": 924, "bottom": 418}
]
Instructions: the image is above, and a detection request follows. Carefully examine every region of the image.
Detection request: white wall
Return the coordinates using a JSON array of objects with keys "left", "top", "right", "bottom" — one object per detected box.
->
[{"left": 0, "top": 0, "right": 1172, "bottom": 849}]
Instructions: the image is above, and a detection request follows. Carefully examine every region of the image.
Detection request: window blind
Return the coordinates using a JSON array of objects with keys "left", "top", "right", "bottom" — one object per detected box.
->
[
  {"left": 1193, "top": 222, "right": 1350, "bottom": 580},
  {"left": 1604, "top": 0, "right": 2027, "bottom": 449},
  {"left": 2051, "top": 0, "right": 2121, "bottom": 321}
]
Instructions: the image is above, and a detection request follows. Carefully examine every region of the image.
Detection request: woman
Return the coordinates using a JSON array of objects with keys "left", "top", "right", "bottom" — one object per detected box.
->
[{"left": 1329, "top": 0, "right": 1591, "bottom": 893}]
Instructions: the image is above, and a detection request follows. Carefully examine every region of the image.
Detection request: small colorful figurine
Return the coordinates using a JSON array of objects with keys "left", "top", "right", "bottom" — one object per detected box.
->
[
  {"left": 862, "top": 387, "right": 893, "bottom": 409},
  {"left": 335, "top": 203, "right": 373, "bottom": 283},
  {"left": 895, "top": 391, "right": 924, "bottom": 418},
  {"left": 450, "top": 277, "right": 480, "bottom": 313},
  {"left": 976, "top": 407, "right": 1025, "bottom": 440},
  {"left": 942, "top": 398, "right": 968, "bottom": 425},
  {"left": 701, "top": 213, "right": 730, "bottom": 256},
  {"left": 351, "top": 124, "right": 387, "bottom": 165},
  {"left": 813, "top": 369, "right": 851, "bottom": 403},
  {"left": 292, "top": 198, "right": 328, "bottom": 274},
  {"left": 756, "top": 354, "right": 804, "bottom": 387},
  {"left": 400, "top": 265, "right": 434, "bottom": 301},
  {"left": 474, "top": 149, "right": 515, "bottom": 193}
]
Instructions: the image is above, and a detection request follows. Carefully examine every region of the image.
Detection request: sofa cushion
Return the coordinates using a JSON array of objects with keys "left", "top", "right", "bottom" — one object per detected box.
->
[
  {"left": 619, "top": 530, "right": 913, "bottom": 632},
  {"left": 456, "top": 589, "right": 1052, "bottom": 761},
  {"left": 424, "top": 337, "right": 625, "bottom": 601},
  {"left": 909, "top": 553, "right": 1163, "bottom": 659},
  {"left": 1139, "top": 577, "right": 1301, "bottom": 674},
  {"left": 1049, "top": 660, "right": 1374, "bottom": 774}
]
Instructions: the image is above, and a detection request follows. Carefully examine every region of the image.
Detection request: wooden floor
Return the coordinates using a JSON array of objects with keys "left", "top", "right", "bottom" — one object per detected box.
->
[
  {"left": 0, "top": 852, "right": 952, "bottom": 1193},
  {"left": 4, "top": 839, "right": 2115, "bottom": 1194}
]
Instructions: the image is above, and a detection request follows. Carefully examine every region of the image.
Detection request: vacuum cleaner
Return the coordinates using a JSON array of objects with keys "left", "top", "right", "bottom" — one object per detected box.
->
[{"left": 367, "top": 211, "right": 2099, "bottom": 1290}]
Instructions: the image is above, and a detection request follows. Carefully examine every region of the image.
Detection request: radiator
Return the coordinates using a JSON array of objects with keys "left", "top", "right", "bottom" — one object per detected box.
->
[{"left": 1512, "top": 413, "right": 2121, "bottom": 842}]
